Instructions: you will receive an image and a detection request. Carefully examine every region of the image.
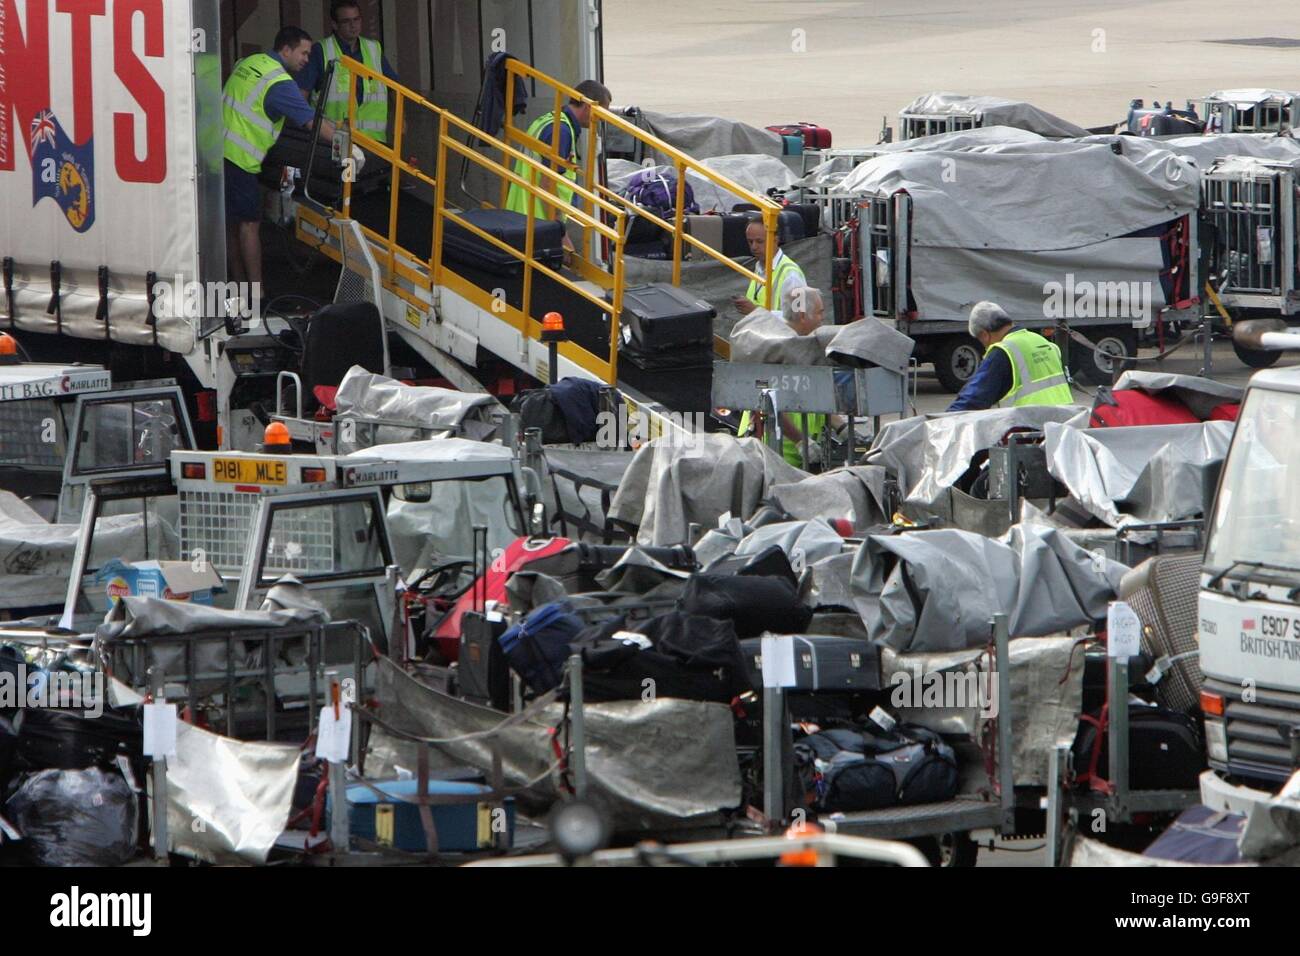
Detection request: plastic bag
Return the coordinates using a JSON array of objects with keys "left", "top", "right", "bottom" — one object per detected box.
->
[{"left": 4, "top": 766, "right": 138, "bottom": 866}]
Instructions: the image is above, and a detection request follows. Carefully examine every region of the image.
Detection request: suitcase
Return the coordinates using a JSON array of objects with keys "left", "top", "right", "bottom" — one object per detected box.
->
[
  {"left": 782, "top": 202, "right": 822, "bottom": 238},
  {"left": 619, "top": 342, "right": 713, "bottom": 372},
  {"left": 767, "top": 123, "right": 833, "bottom": 149},
  {"left": 14, "top": 706, "right": 144, "bottom": 775},
  {"left": 261, "top": 123, "right": 390, "bottom": 200},
  {"left": 780, "top": 134, "right": 804, "bottom": 156},
  {"left": 458, "top": 611, "right": 510, "bottom": 710},
  {"left": 617, "top": 283, "right": 715, "bottom": 352},
  {"left": 685, "top": 214, "right": 725, "bottom": 254},
  {"left": 1142, "top": 805, "right": 1246, "bottom": 864},
  {"left": 721, "top": 212, "right": 755, "bottom": 257},
  {"left": 1072, "top": 704, "right": 1205, "bottom": 791},
  {"left": 441, "top": 208, "right": 565, "bottom": 277},
  {"left": 740, "top": 635, "right": 881, "bottom": 693},
  {"left": 333, "top": 778, "right": 516, "bottom": 852},
  {"left": 732, "top": 208, "right": 806, "bottom": 245}
]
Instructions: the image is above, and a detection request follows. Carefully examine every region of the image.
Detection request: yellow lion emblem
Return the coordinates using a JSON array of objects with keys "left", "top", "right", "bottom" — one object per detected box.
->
[{"left": 58, "top": 160, "right": 91, "bottom": 230}]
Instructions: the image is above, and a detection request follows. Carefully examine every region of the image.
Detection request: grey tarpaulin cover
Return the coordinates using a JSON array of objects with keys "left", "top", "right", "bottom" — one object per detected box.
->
[
  {"left": 727, "top": 314, "right": 913, "bottom": 372},
  {"left": 849, "top": 523, "right": 1126, "bottom": 652},
  {"left": 1110, "top": 369, "right": 1243, "bottom": 418},
  {"left": 1077, "top": 131, "right": 1300, "bottom": 170},
  {"left": 838, "top": 141, "right": 1198, "bottom": 320},
  {"left": 608, "top": 433, "right": 807, "bottom": 546},
  {"left": 0, "top": 492, "right": 165, "bottom": 608},
  {"left": 1044, "top": 421, "right": 1234, "bottom": 528},
  {"left": 333, "top": 366, "right": 499, "bottom": 448},
  {"left": 877, "top": 636, "right": 1083, "bottom": 784},
  {"left": 867, "top": 406, "right": 1083, "bottom": 522},
  {"left": 164, "top": 721, "right": 300, "bottom": 865},
  {"left": 769, "top": 467, "right": 891, "bottom": 532},
  {"left": 1206, "top": 88, "right": 1299, "bottom": 107},
  {"left": 621, "top": 233, "right": 834, "bottom": 340},
  {"left": 729, "top": 518, "right": 846, "bottom": 567},
  {"left": 824, "top": 318, "right": 916, "bottom": 372},
  {"left": 371, "top": 656, "right": 741, "bottom": 830},
  {"left": 543, "top": 447, "right": 634, "bottom": 541},
  {"left": 635, "top": 109, "right": 784, "bottom": 161},
  {"left": 795, "top": 126, "right": 1047, "bottom": 191},
  {"left": 900, "top": 92, "right": 1088, "bottom": 139},
  {"left": 96, "top": 595, "right": 327, "bottom": 640}
]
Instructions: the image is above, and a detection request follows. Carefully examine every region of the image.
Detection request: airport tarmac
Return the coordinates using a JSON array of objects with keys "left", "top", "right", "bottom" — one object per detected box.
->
[{"left": 604, "top": 0, "right": 1300, "bottom": 145}]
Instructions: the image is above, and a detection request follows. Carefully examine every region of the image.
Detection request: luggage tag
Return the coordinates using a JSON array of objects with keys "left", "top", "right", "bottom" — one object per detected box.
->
[
  {"left": 143, "top": 701, "right": 178, "bottom": 758},
  {"left": 615, "top": 631, "right": 652, "bottom": 649},
  {"left": 1107, "top": 601, "right": 1142, "bottom": 659}
]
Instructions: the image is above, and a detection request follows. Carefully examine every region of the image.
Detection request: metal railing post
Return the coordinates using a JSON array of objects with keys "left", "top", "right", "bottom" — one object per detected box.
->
[
  {"left": 327, "top": 670, "right": 351, "bottom": 854},
  {"left": 993, "top": 613, "right": 1015, "bottom": 825},
  {"left": 568, "top": 654, "right": 588, "bottom": 798},
  {"left": 1109, "top": 655, "right": 1130, "bottom": 821},
  {"left": 148, "top": 666, "right": 170, "bottom": 864},
  {"left": 763, "top": 685, "right": 788, "bottom": 827},
  {"left": 1045, "top": 741, "right": 1069, "bottom": 867}
]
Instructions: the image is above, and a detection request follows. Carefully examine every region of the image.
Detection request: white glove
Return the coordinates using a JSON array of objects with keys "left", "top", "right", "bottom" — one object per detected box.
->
[{"left": 351, "top": 145, "right": 366, "bottom": 175}]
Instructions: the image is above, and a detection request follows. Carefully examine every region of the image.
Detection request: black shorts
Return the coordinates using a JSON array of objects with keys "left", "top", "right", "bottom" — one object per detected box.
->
[{"left": 224, "top": 159, "right": 263, "bottom": 223}]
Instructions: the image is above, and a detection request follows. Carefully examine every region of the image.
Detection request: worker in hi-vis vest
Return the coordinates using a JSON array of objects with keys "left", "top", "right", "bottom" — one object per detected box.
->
[
  {"left": 947, "top": 301, "right": 1074, "bottom": 411},
  {"left": 297, "top": 1, "right": 400, "bottom": 144},
  {"left": 223, "top": 26, "right": 345, "bottom": 288},
  {"left": 732, "top": 219, "right": 806, "bottom": 316},
  {"left": 505, "top": 79, "right": 612, "bottom": 257},
  {"left": 737, "top": 287, "right": 840, "bottom": 469}
]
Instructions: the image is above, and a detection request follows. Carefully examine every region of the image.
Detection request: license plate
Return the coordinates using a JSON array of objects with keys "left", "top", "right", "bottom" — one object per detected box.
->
[{"left": 212, "top": 457, "right": 287, "bottom": 485}]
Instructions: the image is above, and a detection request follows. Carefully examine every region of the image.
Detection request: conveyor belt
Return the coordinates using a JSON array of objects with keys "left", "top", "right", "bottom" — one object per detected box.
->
[{"left": 348, "top": 189, "right": 714, "bottom": 413}]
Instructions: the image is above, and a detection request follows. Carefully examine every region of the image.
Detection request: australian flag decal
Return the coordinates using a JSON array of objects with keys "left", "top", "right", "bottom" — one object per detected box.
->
[{"left": 30, "top": 109, "right": 95, "bottom": 233}]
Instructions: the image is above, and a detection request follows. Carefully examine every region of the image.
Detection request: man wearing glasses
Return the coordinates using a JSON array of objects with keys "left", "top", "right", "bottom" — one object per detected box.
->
[{"left": 297, "top": 1, "right": 400, "bottom": 144}]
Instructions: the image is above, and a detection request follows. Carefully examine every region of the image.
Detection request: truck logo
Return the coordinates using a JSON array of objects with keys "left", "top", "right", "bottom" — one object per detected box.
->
[{"left": 29, "top": 107, "right": 94, "bottom": 231}]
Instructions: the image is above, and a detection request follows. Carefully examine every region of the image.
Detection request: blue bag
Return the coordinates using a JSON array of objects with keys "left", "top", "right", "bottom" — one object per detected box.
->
[{"left": 497, "top": 601, "right": 585, "bottom": 692}]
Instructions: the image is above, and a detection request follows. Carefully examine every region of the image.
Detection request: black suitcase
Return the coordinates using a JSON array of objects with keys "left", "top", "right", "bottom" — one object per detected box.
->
[
  {"left": 576, "top": 542, "right": 696, "bottom": 573},
  {"left": 1072, "top": 705, "right": 1205, "bottom": 791},
  {"left": 458, "top": 611, "right": 511, "bottom": 710},
  {"left": 782, "top": 202, "right": 821, "bottom": 238},
  {"left": 442, "top": 208, "right": 565, "bottom": 277},
  {"left": 731, "top": 208, "right": 807, "bottom": 245},
  {"left": 619, "top": 343, "right": 713, "bottom": 372},
  {"left": 740, "top": 635, "right": 881, "bottom": 693},
  {"left": 721, "top": 213, "right": 755, "bottom": 257},
  {"left": 15, "top": 706, "right": 144, "bottom": 775},
  {"left": 617, "top": 283, "right": 715, "bottom": 352},
  {"left": 705, "top": 544, "right": 798, "bottom": 587},
  {"left": 261, "top": 123, "right": 389, "bottom": 200},
  {"left": 680, "top": 573, "right": 812, "bottom": 638}
]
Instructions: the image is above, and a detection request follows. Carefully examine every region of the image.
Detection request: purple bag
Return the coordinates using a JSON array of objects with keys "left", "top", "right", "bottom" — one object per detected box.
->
[{"left": 621, "top": 166, "right": 699, "bottom": 217}]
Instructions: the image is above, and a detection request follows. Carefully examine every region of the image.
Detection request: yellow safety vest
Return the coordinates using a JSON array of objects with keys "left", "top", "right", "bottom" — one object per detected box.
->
[
  {"left": 990, "top": 328, "right": 1074, "bottom": 407},
  {"left": 318, "top": 35, "right": 389, "bottom": 144},
  {"left": 505, "top": 111, "right": 580, "bottom": 219},
  {"left": 746, "top": 252, "right": 805, "bottom": 310},
  {"left": 222, "top": 53, "right": 293, "bottom": 174},
  {"left": 738, "top": 410, "right": 826, "bottom": 469}
]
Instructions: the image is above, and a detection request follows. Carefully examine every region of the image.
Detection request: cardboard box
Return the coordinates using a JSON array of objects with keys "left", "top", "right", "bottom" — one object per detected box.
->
[{"left": 96, "top": 559, "right": 225, "bottom": 606}]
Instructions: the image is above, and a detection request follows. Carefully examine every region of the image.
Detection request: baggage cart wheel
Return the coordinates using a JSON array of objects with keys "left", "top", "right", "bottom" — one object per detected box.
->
[
  {"left": 1232, "top": 338, "right": 1282, "bottom": 369},
  {"left": 1072, "top": 326, "right": 1136, "bottom": 386},
  {"left": 909, "top": 831, "right": 979, "bottom": 868},
  {"left": 933, "top": 336, "right": 982, "bottom": 393}
]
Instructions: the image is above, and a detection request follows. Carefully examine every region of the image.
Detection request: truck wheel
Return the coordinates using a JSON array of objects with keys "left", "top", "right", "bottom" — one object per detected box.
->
[
  {"left": 909, "top": 832, "right": 979, "bottom": 868},
  {"left": 1232, "top": 339, "right": 1282, "bottom": 369},
  {"left": 1071, "top": 326, "right": 1137, "bottom": 386},
  {"left": 933, "top": 336, "right": 982, "bottom": 393}
]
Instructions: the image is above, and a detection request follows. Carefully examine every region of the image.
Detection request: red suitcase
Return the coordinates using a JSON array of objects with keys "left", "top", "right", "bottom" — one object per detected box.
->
[
  {"left": 1090, "top": 389, "right": 1199, "bottom": 428},
  {"left": 767, "top": 123, "right": 832, "bottom": 149}
]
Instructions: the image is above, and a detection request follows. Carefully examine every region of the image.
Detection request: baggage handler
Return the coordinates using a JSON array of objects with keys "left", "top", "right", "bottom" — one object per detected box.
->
[
  {"left": 947, "top": 302, "right": 1074, "bottom": 411},
  {"left": 732, "top": 219, "right": 806, "bottom": 316}
]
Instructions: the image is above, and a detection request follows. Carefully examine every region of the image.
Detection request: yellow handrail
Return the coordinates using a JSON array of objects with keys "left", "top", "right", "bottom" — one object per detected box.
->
[
  {"left": 330, "top": 55, "right": 628, "bottom": 383},
  {"left": 502, "top": 59, "right": 784, "bottom": 308},
  {"left": 314, "top": 54, "right": 787, "bottom": 390}
]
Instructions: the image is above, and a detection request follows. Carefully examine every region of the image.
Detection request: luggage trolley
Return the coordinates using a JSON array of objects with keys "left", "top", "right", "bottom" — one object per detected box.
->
[
  {"left": 1201, "top": 157, "right": 1300, "bottom": 317},
  {"left": 1199, "top": 89, "right": 1298, "bottom": 134},
  {"left": 796, "top": 147, "right": 888, "bottom": 232}
]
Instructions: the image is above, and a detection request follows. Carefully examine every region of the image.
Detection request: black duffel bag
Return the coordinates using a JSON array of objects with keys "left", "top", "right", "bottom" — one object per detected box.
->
[
  {"left": 509, "top": 389, "right": 572, "bottom": 445},
  {"left": 797, "top": 724, "right": 960, "bottom": 813},
  {"left": 680, "top": 573, "right": 812, "bottom": 637},
  {"left": 575, "top": 610, "right": 753, "bottom": 704}
]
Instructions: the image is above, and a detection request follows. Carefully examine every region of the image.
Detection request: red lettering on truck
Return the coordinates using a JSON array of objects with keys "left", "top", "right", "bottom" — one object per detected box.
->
[
  {"left": 0, "top": 1, "right": 165, "bottom": 181},
  {"left": 113, "top": 0, "right": 165, "bottom": 183}
]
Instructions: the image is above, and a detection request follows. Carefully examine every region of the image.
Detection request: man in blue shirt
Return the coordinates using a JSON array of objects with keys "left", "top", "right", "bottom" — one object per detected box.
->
[
  {"left": 224, "top": 27, "right": 338, "bottom": 289},
  {"left": 297, "top": 1, "right": 400, "bottom": 141}
]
